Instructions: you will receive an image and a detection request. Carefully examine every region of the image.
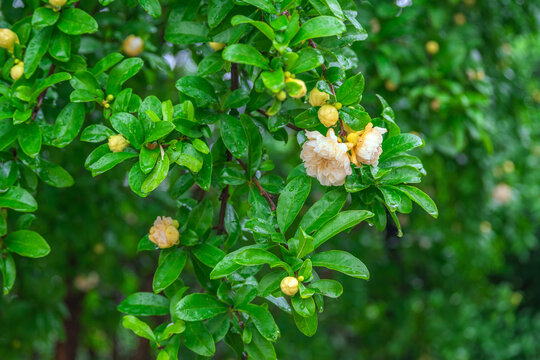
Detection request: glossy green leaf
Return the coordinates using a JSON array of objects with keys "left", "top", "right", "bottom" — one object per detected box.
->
[
  {"left": 291, "top": 16, "right": 345, "bottom": 45},
  {"left": 139, "top": 0, "right": 162, "bottom": 18},
  {"left": 141, "top": 153, "right": 169, "bottom": 193},
  {"left": 53, "top": 103, "right": 85, "bottom": 148},
  {"left": 153, "top": 248, "right": 187, "bottom": 293},
  {"left": 222, "top": 44, "right": 270, "bottom": 70},
  {"left": 220, "top": 114, "right": 248, "bottom": 158},
  {"left": 311, "top": 250, "right": 369, "bottom": 279},
  {"left": 4, "top": 230, "right": 50, "bottom": 258},
  {"left": 336, "top": 72, "right": 365, "bottom": 106},
  {"left": 308, "top": 279, "right": 343, "bottom": 298},
  {"left": 23, "top": 27, "right": 52, "bottom": 78},
  {"left": 238, "top": 304, "right": 280, "bottom": 341},
  {"left": 58, "top": 8, "right": 98, "bottom": 35},
  {"left": 312, "top": 210, "right": 373, "bottom": 249},
  {"left": 299, "top": 189, "right": 347, "bottom": 234},
  {"left": 122, "top": 315, "right": 156, "bottom": 342},
  {"left": 106, "top": 58, "right": 144, "bottom": 96},
  {"left": 182, "top": 321, "right": 216, "bottom": 356},
  {"left": 118, "top": 292, "right": 170, "bottom": 316},
  {"left": 396, "top": 185, "right": 438, "bottom": 218},
  {"left": 175, "top": 293, "right": 228, "bottom": 321},
  {"left": 277, "top": 175, "right": 311, "bottom": 233}
]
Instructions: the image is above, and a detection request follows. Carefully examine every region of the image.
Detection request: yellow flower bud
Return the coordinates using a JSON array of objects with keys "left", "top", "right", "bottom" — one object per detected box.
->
[
  {"left": 334, "top": 102, "right": 342, "bottom": 110},
  {"left": 149, "top": 216, "right": 180, "bottom": 249},
  {"left": 49, "top": 0, "right": 67, "bottom": 9},
  {"left": 10, "top": 62, "right": 24, "bottom": 81},
  {"left": 308, "top": 87, "right": 330, "bottom": 107},
  {"left": 285, "top": 78, "right": 307, "bottom": 99},
  {"left": 0, "top": 29, "right": 19, "bottom": 53},
  {"left": 106, "top": 94, "right": 115, "bottom": 101},
  {"left": 280, "top": 276, "right": 299, "bottom": 296},
  {"left": 425, "top": 40, "right": 440, "bottom": 55},
  {"left": 298, "top": 275, "right": 305, "bottom": 282},
  {"left": 122, "top": 35, "right": 144, "bottom": 57},
  {"left": 276, "top": 90, "right": 287, "bottom": 101},
  {"left": 283, "top": 71, "right": 291, "bottom": 78},
  {"left": 318, "top": 104, "right": 339, "bottom": 127},
  {"left": 108, "top": 134, "right": 130, "bottom": 153},
  {"left": 209, "top": 42, "right": 226, "bottom": 51}
]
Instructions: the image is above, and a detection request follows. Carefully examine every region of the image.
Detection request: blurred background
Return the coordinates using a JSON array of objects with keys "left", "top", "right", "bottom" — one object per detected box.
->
[{"left": 1, "top": 0, "right": 540, "bottom": 359}]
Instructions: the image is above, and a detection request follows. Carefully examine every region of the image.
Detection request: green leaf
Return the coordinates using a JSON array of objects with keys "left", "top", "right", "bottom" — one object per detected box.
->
[
  {"left": 308, "top": 279, "right": 343, "bottom": 298},
  {"left": 122, "top": 315, "right": 156, "bottom": 342},
  {"left": 139, "top": 147, "right": 159, "bottom": 174},
  {"left": 175, "top": 76, "right": 217, "bottom": 107},
  {"left": 258, "top": 270, "right": 287, "bottom": 297},
  {"left": 210, "top": 245, "right": 267, "bottom": 279},
  {"left": 311, "top": 250, "right": 369, "bottom": 279},
  {"left": 222, "top": 44, "right": 270, "bottom": 70},
  {"left": 220, "top": 114, "right": 248, "bottom": 158},
  {"left": 22, "top": 156, "right": 74, "bottom": 188},
  {"left": 175, "top": 294, "right": 228, "bottom": 321},
  {"left": 110, "top": 113, "right": 145, "bottom": 149},
  {"left": 0, "top": 187, "right": 37, "bottom": 212},
  {"left": 292, "top": 310, "right": 317, "bottom": 337},
  {"left": 0, "top": 252, "right": 16, "bottom": 295},
  {"left": 49, "top": 30, "right": 71, "bottom": 62},
  {"left": 335, "top": 72, "right": 364, "bottom": 106},
  {"left": 197, "top": 52, "right": 225, "bottom": 76},
  {"left": 396, "top": 185, "right": 438, "bottom": 218},
  {"left": 291, "top": 16, "right": 345, "bottom": 45},
  {"left": 53, "top": 103, "right": 85, "bottom": 148},
  {"left": 91, "top": 52, "right": 124, "bottom": 76},
  {"left": 174, "top": 143, "right": 203, "bottom": 173},
  {"left": 238, "top": 304, "right": 280, "bottom": 341},
  {"left": 23, "top": 27, "right": 52, "bottom": 78},
  {"left": 18, "top": 122, "right": 41, "bottom": 158},
  {"left": 4, "top": 230, "right": 50, "bottom": 258},
  {"left": 146, "top": 121, "right": 175, "bottom": 143},
  {"left": 245, "top": 327, "right": 277, "bottom": 360},
  {"left": 240, "top": 0, "right": 276, "bottom": 13},
  {"left": 106, "top": 58, "right": 144, "bottom": 96},
  {"left": 231, "top": 15, "right": 275, "bottom": 41},
  {"left": 379, "top": 166, "right": 422, "bottom": 185},
  {"left": 192, "top": 244, "right": 225, "bottom": 268},
  {"left": 88, "top": 152, "right": 138, "bottom": 176},
  {"left": 240, "top": 114, "right": 262, "bottom": 177},
  {"left": 312, "top": 210, "right": 373, "bottom": 249},
  {"left": 339, "top": 107, "right": 371, "bottom": 131},
  {"left": 81, "top": 124, "right": 114, "bottom": 143},
  {"left": 182, "top": 321, "right": 216, "bottom": 356},
  {"left": 234, "top": 249, "right": 282, "bottom": 267},
  {"left": 32, "top": 7, "right": 60, "bottom": 28},
  {"left": 165, "top": 21, "right": 208, "bottom": 45},
  {"left": 153, "top": 248, "right": 187, "bottom": 293},
  {"left": 31, "top": 72, "right": 72, "bottom": 103},
  {"left": 380, "top": 133, "right": 424, "bottom": 162},
  {"left": 289, "top": 229, "right": 314, "bottom": 258},
  {"left": 299, "top": 189, "right": 347, "bottom": 234},
  {"left": 139, "top": 0, "right": 162, "bottom": 18},
  {"left": 277, "top": 175, "right": 311, "bottom": 233},
  {"left": 58, "top": 8, "right": 98, "bottom": 35},
  {"left": 289, "top": 48, "right": 324, "bottom": 74},
  {"left": 141, "top": 153, "right": 169, "bottom": 193},
  {"left": 208, "top": 0, "right": 234, "bottom": 28},
  {"left": 323, "top": 0, "right": 344, "bottom": 19},
  {"left": 292, "top": 296, "right": 315, "bottom": 318},
  {"left": 118, "top": 292, "right": 170, "bottom": 316}
]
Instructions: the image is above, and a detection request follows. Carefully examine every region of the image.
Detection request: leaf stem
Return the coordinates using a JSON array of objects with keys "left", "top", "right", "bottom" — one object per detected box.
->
[
  {"left": 237, "top": 159, "right": 276, "bottom": 211},
  {"left": 31, "top": 64, "right": 56, "bottom": 121}
]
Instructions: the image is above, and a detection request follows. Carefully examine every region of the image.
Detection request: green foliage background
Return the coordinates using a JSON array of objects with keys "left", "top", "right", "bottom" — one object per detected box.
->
[{"left": 1, "top": 0, "right": 540, "bottom": 359}]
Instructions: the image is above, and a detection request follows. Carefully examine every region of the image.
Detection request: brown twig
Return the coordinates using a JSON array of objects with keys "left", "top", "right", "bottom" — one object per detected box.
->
[
  {"left": 234, "top": 311, "right": 248, "bottom": 360},
  {"left": 31, "top": 64, "right": 56, "bottom": 121},
  {"left": 237, "top": 159, "right": 276, "bottom": 211}
]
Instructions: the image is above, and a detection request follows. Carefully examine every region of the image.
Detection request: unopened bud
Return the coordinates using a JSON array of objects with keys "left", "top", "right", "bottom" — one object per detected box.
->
[
  {"left": 280, "top": 276, "right": 299, "bottom": 296},
  {"left": 49, "top": 0, "right": 67, "bottom": 10},
  {"left": 276, "top": 91, "right": 287, "bottom": 102},
  {"left": 285, "top": 78, "right": 307, "bottom": 99},
  {"left": 10, "top": 62, "right": 24, "bottom": 81},
  {"left": 0, "top": 29, "right": 19, "bottom": 53},
  {"left": 308, "top": 87, "right": 330, "bottom": 107},
  {"left": 122, "top": 35, "right": 144, "bottom": 57},
  {"left": 318, "top": 104, "right": 339, "bottom": 127},
  {"left": 209, "top": 42, "right": 226, "bottom": 51},
  {"left": 108, "top": 134, "right": 130, "bottom": 153},
  {"left": 425, "top": 40, "right": 440, "bottom": 55}
]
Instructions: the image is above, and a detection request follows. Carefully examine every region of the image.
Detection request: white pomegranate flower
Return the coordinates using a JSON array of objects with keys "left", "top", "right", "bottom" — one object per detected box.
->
[
  {"left": 349, "top": 123, "right": 387, "bottom": 167},
  {"left": 300, "top": 128, "right": 352, "bottom": 186}
]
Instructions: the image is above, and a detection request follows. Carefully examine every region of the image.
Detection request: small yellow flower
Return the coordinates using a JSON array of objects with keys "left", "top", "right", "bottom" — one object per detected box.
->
[
  {"left": 318, "top": 104, "right": 339, "bottom": 127},
  {"left": 425, "top": 40, "right": 440, "bottom": 55},
  {"left": 280, "top": 276, "right": 299, "bottom": 296},
  {"left": 209, "top": 42, "right": 226, "bottom": 51},
  {"left": 10, "top": 62, "right": 24, "bottom": 81},
  {"left": 0, "top": 29, "right": 19, "bottom": 53},
  {"left": 149, "top": 216, "right": 180, "bottom": 249},
  {"left": 49, "top": 0, "right": 67, "bottom": 10},
  {"left": 285, "top": 78, "right": 307, "bottom": 99},
  {"left": 308, "top": 87, "right": 330, "bottom": 107},
  {"left": 108, "top": 134, "right": 130, "bottom": 153},
  {"left": 122, "top": 35, "right": 144, "bottom": 57}
]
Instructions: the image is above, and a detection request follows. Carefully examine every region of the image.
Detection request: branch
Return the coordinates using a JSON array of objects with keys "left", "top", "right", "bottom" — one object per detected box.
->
[
  {"left": 237, "top": 159, "right": 276, "bottom": 212},
  {"left": 31, "top": 64, "right": 56, "bottom": 121}
]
